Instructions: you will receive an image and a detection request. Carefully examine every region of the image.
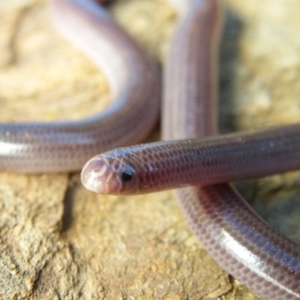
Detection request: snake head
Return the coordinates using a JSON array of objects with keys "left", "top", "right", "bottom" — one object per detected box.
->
[{"left": 81, "top": 149, "right": 138, "bottom": 194}]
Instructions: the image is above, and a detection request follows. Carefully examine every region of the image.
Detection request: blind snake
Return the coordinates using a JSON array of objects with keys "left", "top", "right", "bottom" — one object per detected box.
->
[
  {"left": 81, "top": 0, "right": 300, "bottom": 299},
  {"left": 2, "top": 0, "right": 300, "bottom": 299},
  {"left": 81, "top": 124, "right": 300, "bottom": 195}
]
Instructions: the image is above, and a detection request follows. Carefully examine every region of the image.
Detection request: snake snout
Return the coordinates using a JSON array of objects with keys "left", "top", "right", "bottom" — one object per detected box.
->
[{"left": 81, "top": 155, "right": 122, "bottom": 194}]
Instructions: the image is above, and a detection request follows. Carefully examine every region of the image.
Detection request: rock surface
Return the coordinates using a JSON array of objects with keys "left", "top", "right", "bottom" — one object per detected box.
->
[{"left": 0, "top": 0, "right": 299, "bottom": 299}]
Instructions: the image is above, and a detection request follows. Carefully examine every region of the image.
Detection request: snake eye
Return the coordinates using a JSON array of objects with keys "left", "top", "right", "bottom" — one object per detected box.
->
[{"left": 121, "top": 169, "right": 133, "bottom": 182}]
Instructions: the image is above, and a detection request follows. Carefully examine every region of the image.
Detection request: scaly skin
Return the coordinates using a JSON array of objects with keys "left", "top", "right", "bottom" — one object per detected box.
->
[
  {"left": 0, "top": 0, "right": 160, "bottom": 173},
  {"left": 81, "top": 0, "right": 300, "bottom": 298}
]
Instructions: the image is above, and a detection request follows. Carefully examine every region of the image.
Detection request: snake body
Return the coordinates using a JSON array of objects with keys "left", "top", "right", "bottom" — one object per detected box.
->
[
  {"left": 2, "top": 0, "right": 300, "bottom": 298},
  {"left": 81, "top": 0, "right": 300, "bottom": 299},
  {"left": 82, "top": 123, "right": 300, "bottom": 195},
  {"left": 0, "top": 0, "right": 160, "bottom": 173}
]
